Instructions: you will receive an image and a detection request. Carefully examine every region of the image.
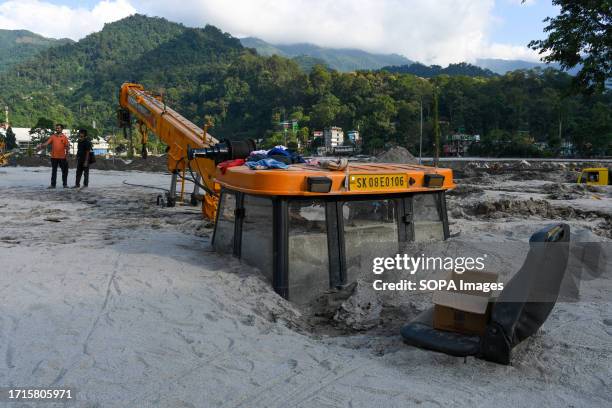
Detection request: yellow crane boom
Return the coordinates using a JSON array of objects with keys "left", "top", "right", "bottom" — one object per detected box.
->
[{"left": 118, "top": 82, "right": 223, "bottom": 218}]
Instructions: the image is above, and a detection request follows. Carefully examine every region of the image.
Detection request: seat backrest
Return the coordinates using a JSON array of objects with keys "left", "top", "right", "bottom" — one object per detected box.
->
[{"left": 480, "top": 224, "right": 570, "bottom": 363}]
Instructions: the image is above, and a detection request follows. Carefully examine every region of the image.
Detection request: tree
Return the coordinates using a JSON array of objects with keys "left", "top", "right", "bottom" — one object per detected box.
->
[
  {"left": 309, "top": 65, "right": 332, "bottom": 97},
  {"left": 29, "top": 117, "right": 54, "bottom": 147},
  {"left": 528, "top": 1, "right": 611, "bottom": 93},
  {"left": 5, "top": 126, "right": 17, "bottom": 150},
  {"left": 309, "top": 94, "right": 341, "bottom": 129},
  {"left": 69, "top": 124, "right": 99, "bottom": 143}
]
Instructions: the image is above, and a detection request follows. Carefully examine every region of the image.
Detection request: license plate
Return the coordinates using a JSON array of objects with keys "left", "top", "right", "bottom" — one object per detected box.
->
[{"left": 349, "top": 174, "right": 407, "bottom": 191}]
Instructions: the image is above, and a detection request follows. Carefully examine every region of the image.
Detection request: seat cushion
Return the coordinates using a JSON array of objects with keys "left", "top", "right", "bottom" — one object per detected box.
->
[{"left": 400, "top": 308, "right": 481, "bottom": 357}]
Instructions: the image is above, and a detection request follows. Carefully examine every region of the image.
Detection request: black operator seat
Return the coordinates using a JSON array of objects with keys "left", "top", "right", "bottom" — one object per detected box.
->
[{"left": 400, "top": 223, "right": 570, "bottom": 364}]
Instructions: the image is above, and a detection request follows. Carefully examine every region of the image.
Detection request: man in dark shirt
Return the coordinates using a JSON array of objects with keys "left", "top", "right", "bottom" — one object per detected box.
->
[{"left": 74, "top": 129, "right": 93, "bottom": 189}]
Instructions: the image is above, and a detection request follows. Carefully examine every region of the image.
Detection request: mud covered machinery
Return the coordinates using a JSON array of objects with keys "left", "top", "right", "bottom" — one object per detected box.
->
[
  {"left": 118, "top": 82, "right": 456, "bottom": 303},
  {"left": 0, "top": 140, "right": 11, "bottom": 167},
  {"left": 577, "top": 167, "right": 611, "bottom": 186}
]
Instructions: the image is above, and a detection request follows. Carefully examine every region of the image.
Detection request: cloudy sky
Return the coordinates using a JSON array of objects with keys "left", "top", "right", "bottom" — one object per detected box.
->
[{"left": 0, "top": 0, "right": 559, "bottom": 65}]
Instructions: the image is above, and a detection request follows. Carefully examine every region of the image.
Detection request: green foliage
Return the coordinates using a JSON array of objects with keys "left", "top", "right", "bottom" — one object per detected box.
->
[
  {"left": 309, "top": 94, "right": 341, "bottom": 129},
  {"left": 261, "top": 131, "right": 286, "bottom": 149},
  {"left": 29, "top": 117, "right": 54, "bottom": 146},
  {"left": 4, "top": 126, "right": 17, "bottom": 150},
  {"left": 382, "top": 62, "right": 496, "bottom": 78},
  {"left": 70, "top": 123, "right": 99, "bottom": 143},
  {"left": 529, "top": 1, "right": 611, "bottom": 93},
  {"left": 470, "top": 129, "right": 546, "bottom": 158},
  {"left": 291, "top": 55, "right": 329, "bottom": 72}
]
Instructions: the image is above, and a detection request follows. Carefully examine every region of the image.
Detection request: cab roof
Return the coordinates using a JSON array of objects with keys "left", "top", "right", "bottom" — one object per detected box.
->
[{"left": 213, "top": 162, "right": 455, "bottom": 196}]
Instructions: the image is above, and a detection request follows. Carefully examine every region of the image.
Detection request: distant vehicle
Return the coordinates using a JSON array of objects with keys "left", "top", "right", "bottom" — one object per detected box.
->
[
  {"left": 577, "top": 168, "right": 611, "bottom": 186},
  {"left": 0, "top": 141, "right": 11, "bottom": 166}
]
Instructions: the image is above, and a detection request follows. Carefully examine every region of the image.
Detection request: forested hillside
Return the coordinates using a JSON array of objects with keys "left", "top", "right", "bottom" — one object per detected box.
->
[
  {"left": 475, "top": 58, "right": 579, "bottom": 75},
  {"left": 381, "top": 62, "right": 496, "bottom": 78},
  {"left": 0, "top": 29, "right": 72, "bottom": 72},
  {"left": 1, "top": 15, "right": 609, "bottom": 156}
]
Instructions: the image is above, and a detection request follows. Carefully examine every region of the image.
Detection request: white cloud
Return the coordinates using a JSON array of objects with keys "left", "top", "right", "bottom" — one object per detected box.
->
[
  {"left": 0, "top": 0, "right": 541, "bottom": 64},
  {"left": 133, "top": 0, "right": 540, "bottom": 64},
  {"left": 0, "top": 0, "right": 135, "bottom": 40},
  {"left": 480, "top": 42, "right": 539, "bottom": 61}
]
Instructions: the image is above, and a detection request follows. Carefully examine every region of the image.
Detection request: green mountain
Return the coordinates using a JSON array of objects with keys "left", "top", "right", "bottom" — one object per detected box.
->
[
  {"left": 0, "top": 29, "right": 72, "bottom": 72},
  {"left": 290, "top": 55, "right": 330, "bottom": 71},
  {"left": 381, "top": 62, "right": 496, "bottom": 78},
  {"left": 240, "top": 37, "right": 411, "bottom": 72},
  {"left": 239, "top": 37, "right": 283, "bottom": 57},
  {"left": 0, "top": 14, "right": 304, "bottom": 139},
  {"left": 238, "top": 37, "right": 578, "bottom": 76},
  {"left": 475, "top": 58, "right": 580, "bottom": 75}
]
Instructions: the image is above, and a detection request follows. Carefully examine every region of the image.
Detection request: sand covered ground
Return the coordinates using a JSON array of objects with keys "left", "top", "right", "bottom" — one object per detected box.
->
[{"left": 0, "top": 165, "right": 611, "bottom": 407}]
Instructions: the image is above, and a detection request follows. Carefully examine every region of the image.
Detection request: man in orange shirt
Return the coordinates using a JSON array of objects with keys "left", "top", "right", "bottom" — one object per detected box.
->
[{"left": 37, "top": 124, "right": 70, "bottom": 188}]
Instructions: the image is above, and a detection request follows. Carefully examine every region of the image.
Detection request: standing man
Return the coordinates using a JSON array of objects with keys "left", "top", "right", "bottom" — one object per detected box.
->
[
  {"left": 74, "top": 128, "right": 92, "bottom": 189},
  {"left": 37, "top": 124, "right": 70, "bottom": 188}
]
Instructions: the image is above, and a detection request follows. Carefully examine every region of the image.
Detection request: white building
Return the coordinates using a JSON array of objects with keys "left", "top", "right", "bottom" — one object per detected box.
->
[
  {"left": 324, "top": 127, "right": 344, "bottom": 149},
  {"left": 11, "top": 127, "right": 57, "bottom": 152}
]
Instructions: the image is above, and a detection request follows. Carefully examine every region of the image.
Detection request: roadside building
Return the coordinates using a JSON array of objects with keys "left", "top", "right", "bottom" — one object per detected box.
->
[
  {"left": 346, "top": 130, "right": 360, "bottom": 145},
  {"left": 92, "top": 138, "right": 111, "bottom": 156},
  {"left": 443, "top": 133, "right": 480, "bottom": 157},
  {"left": 12, "top": 127, "right": 45, "bottom": 152},
  {"left": 324, "top": 127, "right": 344, "bottom": 150},
  {"left": 279, "top": 119, "right": 299, "bottom": 132},
  {"left": 560, "top": 141, "right": 576, "bottom": 157}
]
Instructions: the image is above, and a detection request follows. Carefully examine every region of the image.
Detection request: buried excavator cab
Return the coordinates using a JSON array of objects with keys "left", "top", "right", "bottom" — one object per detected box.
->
[
  {"left": 210, "top": 162, "right": 455, "bottom": 304},
  {"left": 119, "top": 82, "right": 456, "bottom": 303},
  {"left": 577, "top": 168, "right": 611, "bottom": 186}
]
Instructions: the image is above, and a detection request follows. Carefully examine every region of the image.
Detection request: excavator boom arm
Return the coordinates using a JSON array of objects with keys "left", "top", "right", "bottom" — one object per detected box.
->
[
  {"left": 119, "top": 83, "right": 218, "bottom": 168},
  {"left": 118, "top": 82, "right": 222, "bottom": 218}
]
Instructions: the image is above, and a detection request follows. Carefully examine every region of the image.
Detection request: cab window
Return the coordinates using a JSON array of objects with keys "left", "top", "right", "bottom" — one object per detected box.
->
[
  {"left": 587, "top": 172, "right": 599, "bottom": 182},
  {"left": 212, "top": 191, "right": 236, "bottom": 254}
]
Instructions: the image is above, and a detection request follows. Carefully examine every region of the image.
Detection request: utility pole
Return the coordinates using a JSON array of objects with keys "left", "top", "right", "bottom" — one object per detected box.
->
[
  {"left": 433, "top": 88, "right": 440, "bottom": 167},
  {"left": 4, "top": 105, "right": 8, "bottom": 126},
  {"left": 419, "top": 98, "right": 423, "bottom": 164}
]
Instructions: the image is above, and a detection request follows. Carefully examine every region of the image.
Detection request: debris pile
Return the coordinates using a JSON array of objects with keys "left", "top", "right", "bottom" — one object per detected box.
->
[
  {"left": 593, "top": 219, "right": 612, "bottom": 239},
  {"left": 124, "top": 155, "right": 168, "bottom": 172},
  {"left": 9, "top": 154, "right": 169, "bottom": 173},
  {"left": 473, "top": 198, "right": 562, "bottom": 219},
  {"left": 374, "top": 146, "right": 417, "bottom": 164},
  {"left": 446, "top": 184, "right": 484, "bottom": 197},
  {"left": 333, "top": 282, "right": 383, "bottom": 331},
  {"left": 543, "top": 183, "right": 585, "bottom": 200}
]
